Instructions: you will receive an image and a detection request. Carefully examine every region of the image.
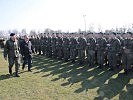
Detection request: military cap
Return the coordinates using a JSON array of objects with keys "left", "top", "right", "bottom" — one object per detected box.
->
[
  {"left": 98, "top": 32, "right": 103, "bottom": 34},
  {"left": 87, "top": 32, "right": 93, "bottom": 35},
  {"left": 112, "top": 32, "right": 116, "bottom": 35},
  {"left": 127, "top": 32, "right": 132, "bottom": 34},
  {"left": 10, "top": 33, "right": 15, "bottom": 36}
]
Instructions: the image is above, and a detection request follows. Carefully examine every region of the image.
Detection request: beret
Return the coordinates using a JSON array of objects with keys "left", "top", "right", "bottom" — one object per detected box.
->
[{"left": 10, "top": 33, "right": 15, "bottom": 36}]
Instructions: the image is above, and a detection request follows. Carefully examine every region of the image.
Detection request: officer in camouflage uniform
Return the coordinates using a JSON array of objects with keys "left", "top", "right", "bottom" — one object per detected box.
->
[
  {"left": 107, "top": 32, "right": 121, "bottom": 71},
  {"left": 63, "top": 33, "right": 70, "bottom": 61},
  {"left": 70, "top": 33, "right": 78, "bottom": 63},
  {"left": 122, "top": 32, "right": 133, "bottom": 74},
  {"left": 4, "top": 33, "right": 20, "bottom": 77},
  {"left": 77, "top": 33, "right": 87, "bottom": 65},
  {"left": 96, "top": 32, "right": 107, "bottom": 68},
  {"left": 86, "top": 33, "right": 96, "bottom": 67}
]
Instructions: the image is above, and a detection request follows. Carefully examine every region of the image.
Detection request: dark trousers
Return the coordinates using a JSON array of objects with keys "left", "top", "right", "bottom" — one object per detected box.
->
[
  {"left": 8, "top": 56, "right": 20, "bottom": 75},
  {"left": 23, "top": 56, "right": 32, "bottom": 70}
]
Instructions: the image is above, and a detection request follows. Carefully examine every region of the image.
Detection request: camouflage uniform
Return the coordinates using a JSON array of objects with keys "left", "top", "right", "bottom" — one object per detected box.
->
[
  {"left": 70, "top": 37, "right": 78, "bottom": 63},
  {"left": 63, "top": 36, "right": 70, "bottom": 61},
  {"left": 86, "top": 37, "right": 96, "bottom": 67},
  {"left": 34, "top": 37, "right": 38, "bottom": 54},
  {"left": 4, "top": 38, "right": 20, "bottom": 76},
  {"left": 96, "top": 37, "right": 107, "bottom": 68},
  {"left": 47, "top": 36, "right": 52, "bottom": 57},
  {"left": 108, "top": 37, "right": 121, "bottom": 70},
  {"left": 56, "top": 36, "right": 63, "bottom": 59},
  {"left": 122, "top": 38, "right": 133, "bottom": 74},
  {"left": 77, "top": 36, "right": 87, "bottom": 64},
  {"left": 51, "top": 35, "right": 57, "bottom": 58},
  {"left": 38, "top": 37, "right": 42, "bottom": 55},
  {"left": 43, "top": 35, "right": 48, "bottom": 56}
]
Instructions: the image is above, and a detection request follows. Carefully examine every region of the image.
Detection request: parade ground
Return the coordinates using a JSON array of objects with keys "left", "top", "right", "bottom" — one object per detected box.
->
[{"left": 0, "top": 49, "right": 133, "bottom": 100}]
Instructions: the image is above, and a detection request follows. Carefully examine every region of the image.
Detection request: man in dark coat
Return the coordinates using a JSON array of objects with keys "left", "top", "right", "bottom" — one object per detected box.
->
[{"left": 20, "top": 35, "right": 34, "bottom": 72}]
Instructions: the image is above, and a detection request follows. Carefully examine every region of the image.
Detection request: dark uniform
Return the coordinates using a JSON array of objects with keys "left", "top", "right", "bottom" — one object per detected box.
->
[
  {"left": 70, "top": 36, "right": 78, "bottom": 63},
  {"left": 63, "top": 36, "right": 70, "bottom": 61},
  {"left": 96, "top": 37, "right": 107, "bottom": 68},
  {"left": 43, "top": 34, "right": 48, "bottom": 56},
  {"left": 86, "top": 36, "right": 96, "bottom": 67},
  {"left": 4, "top": 33, "right": 20, "bottom": 77},
  {"left": 47, "top": 35, "right": 52, "bottom": 57},
  {"left": 57, "top": 36, "right": 63, "bottom": 59},
  {"left": 122, "top": 36, "right": 133, "bottom": 74},
  {"left": 51, "top": 34, "right": 57, "bottom": 58},
  {"left": 77, "top": 35, "right": 87, "bottom": 65},
  {"left": 107, "top": 36, "right": 121, "bottom": 70}
]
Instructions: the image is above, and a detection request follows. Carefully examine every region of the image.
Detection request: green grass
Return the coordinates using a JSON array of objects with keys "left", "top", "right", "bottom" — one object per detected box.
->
[{"left": 0, "top": 49, "right": 133, "bottom": 100}]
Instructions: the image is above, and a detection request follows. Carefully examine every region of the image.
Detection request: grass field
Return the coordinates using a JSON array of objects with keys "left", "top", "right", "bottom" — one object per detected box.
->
[{"left": 0, "top": 49, "right": 133, "bottom": 100}]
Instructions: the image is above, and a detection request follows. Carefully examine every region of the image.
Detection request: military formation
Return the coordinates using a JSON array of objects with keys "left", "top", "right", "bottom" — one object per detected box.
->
[{"left": 28, "top": 32, "right": 133, "bottom": 74}]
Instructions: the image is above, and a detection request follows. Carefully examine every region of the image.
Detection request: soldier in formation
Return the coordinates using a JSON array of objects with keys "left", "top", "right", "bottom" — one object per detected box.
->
[{"left": 29, "top": 32, "right": 133, "bottom": 74}]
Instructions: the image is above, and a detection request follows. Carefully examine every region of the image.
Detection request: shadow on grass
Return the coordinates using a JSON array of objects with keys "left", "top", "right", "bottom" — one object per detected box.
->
[
  {"left": 0, "top": 74, "right": 13, "bottom": 81},
  {"left": 119, "top": 83, "right": 133, "bottom": 100},
  {"left": 32, "top": 55, "right": 133, "bottom": 99},
  {"left": 94, "top": 73, "right": 133, "bottom": 100}
]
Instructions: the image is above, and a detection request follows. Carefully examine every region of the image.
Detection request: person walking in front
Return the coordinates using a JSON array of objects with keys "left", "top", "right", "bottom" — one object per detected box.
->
[
  {"left": 4, "top": 33, "right": 20, "bottom": 77},
  {"left": 20, "top": 35, "right": 34, "bottom": 72}
]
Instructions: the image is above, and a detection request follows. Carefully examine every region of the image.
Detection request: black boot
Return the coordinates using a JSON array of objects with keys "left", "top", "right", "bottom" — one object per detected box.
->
[
  {"left": 15, "top": 72, "right": 20, "bottom": 77},
  {"left": 109, "top": 67, "right": 114, "bottom": 71},
  {"left": 28, "top": 69, "right": 32, "bottom": 72},
  {"left": 123, "top": 69, "right": 128, "bottom": 74},
  {"left": 22, "top": 63, "right": 25, "bottom": 70},
  {"left": 9, "top": 68, "right": 12, "bottom": 75},
  {"left": 15, "top": 74, "right": 20, "bottom": 77}
]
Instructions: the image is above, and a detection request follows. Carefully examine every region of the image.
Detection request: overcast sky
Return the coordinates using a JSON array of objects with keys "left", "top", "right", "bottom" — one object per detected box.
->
[{"left": 0, "top": 0, "right": 133, "bottom": 32}]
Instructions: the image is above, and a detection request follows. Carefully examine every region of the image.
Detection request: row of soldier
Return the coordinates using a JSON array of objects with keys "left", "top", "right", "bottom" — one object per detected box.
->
[{"left": 25, "top": 32, "right": 133, "bottom": 74}]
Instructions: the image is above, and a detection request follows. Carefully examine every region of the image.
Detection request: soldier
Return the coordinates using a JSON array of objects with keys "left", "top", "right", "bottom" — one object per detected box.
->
[
  {"left": 51, "top": 33, "right": 57, "bottom": 58},
  {"left": 4, "top": 33, "right": 20, "bottom": 77},
  {"left": 47, "top": 33, "right": 52, "bottom": 57},
  {"left": 29, "top": 35, "right": 35, "bottom": 50},
  {"left": 42, "top": 33, "right": 48, "bottom": 56},
  {"left": 116, "top": 33, "right": 124, "bottom": 67},
  {"left": 40, "top": 34, "right": 45, "bottom": 55},
  {"left": 63, "top": 33, "right": 70, "bottom": 61},
  {"left": 39, "top": 33, "right": 44, "bottom": 55},
  {"left": 86, "top": 33, "right": 96, "bottom": 67},
  {"left": 122, "top": 32, "right": 133, "bottom": 74},
  {"left": 38, "top": 35, "right": 42, "bottom": 55},
  {"left": 34, "top": 36, "right": 38, "bottom": 54},
  {"left": 96, "top": 32, "right": 107, "bottom": 68},
  {"left": 107, "top": 32, "right": 121, "bottom": 71},
  {"left": 77, "top": 33, "right": 87, "bottom": 65},
  {"left": 56, "top": 33, "right": 63, "bottom": 60},
  {"left": 70, "top": 33, "right": 78, "bottom": 63}
]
